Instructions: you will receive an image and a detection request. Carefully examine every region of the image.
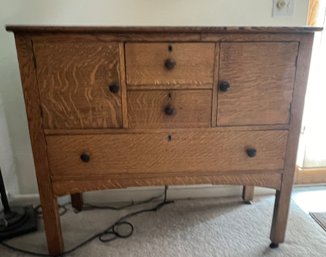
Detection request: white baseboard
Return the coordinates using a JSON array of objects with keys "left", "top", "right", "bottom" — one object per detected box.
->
[
  {"left": 83, "top": 185, "right": 275, "bottom": 204},
  {"left": 6, "top": 185, "right": 275, "bottom": 206}
]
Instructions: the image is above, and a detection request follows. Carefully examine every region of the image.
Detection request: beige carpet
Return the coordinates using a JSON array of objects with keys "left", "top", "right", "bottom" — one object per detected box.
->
[{"left": 1, "top": 195, "right": 326, "bottom": 257}]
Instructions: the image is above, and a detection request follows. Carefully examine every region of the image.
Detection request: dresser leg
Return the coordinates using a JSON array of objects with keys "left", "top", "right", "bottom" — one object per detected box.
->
[
  {"left": 71, "top": 193, "right": 83, "bottom": 212},
  {"left": 42, "top": 196, "right": 64, "bottom": 256},
  {"left": 242, "top": 186, "right": 254, "bottom": 204},
  {"left": 270, "top": 187, "right": 292, "bottom": 247}
]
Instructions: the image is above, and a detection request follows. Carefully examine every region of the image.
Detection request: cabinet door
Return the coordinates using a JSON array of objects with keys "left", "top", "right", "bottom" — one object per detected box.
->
[
  {"left": 34, "top": 42, "right": 122, "bottom": 129},
  {"left": 217, "top": 42, "right": 298, "bottom": 126}
]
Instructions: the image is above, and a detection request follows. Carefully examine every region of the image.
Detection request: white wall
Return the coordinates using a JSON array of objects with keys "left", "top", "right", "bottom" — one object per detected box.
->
[{"left": 0, "top": 0, "right": 310, "bottom": 199}]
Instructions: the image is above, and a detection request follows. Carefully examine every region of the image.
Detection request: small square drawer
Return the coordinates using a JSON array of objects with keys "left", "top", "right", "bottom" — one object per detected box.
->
[
  {"left": 125, "top": 43, "right": 215, "bottom": 88},
  {"left": 127, "top": 90, "right": 212, "bottom": 128}
]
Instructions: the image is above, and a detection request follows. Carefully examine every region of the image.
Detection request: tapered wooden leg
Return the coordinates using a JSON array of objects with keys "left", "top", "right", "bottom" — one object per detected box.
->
[
  {"left": 71, "top": 193, "right": 83, "bottom": 212},
  {"left": 41, "top": 196, "right": 64, "bottom": 256},
  {"left": 269, "top": 34, "right": 314, "bottom": 248},
  {"left": 15, "top": 35, "right": 65, "bottom": 256},
  {"left": 270, "top": 186, "right": 292, "bottom": 247},
  {"left": 242, "top": 186, "right": 254, "bottom": 204}
]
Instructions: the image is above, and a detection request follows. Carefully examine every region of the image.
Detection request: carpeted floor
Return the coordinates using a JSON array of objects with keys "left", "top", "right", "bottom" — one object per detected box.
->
[{"left": 1, "top": 195, "right": 326, "bottom": 257}]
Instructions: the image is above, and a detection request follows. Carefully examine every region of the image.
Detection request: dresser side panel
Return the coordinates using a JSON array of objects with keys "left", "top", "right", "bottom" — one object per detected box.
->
[
  {"left": 270, "top": 33, "right": 315, "bottom": 243},
  {"left": 14, "top": 33, "right": 64, "bottom": 254}
]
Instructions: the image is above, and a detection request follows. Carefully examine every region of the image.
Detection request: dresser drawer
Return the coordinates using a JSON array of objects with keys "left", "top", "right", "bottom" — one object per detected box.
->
[
  {"left": 34, "top": 41, "right": 122, "bottom": 129},
  {"left": 217, "top": 42, "right": 298, "bottom": 126},
  {"left": 127, "top": 90, "right": 212, "bottom": 128},
  {"left": 46, "top": 130, "right": 288, "bottom": 177},
  {"left": 125, "top": 43, "right": 215, "bottom": 87}
]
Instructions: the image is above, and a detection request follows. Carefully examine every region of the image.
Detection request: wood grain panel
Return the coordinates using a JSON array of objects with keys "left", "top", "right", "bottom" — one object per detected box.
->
[
  {"left": 270, "top": 34, "right": 315, "bottom": 245},
  {"left": 212, "top": 43, "right": 220, "bottom": 126},
  {"left": 295, "top": 167, "right": 326, "bottom": 184},
  {"left": 52, "top": 173, "right": 282, "bottom": 196},
  {"left": 125, "top": 43, "right": 215, "bottom": 86},
  {"left": 201, "top": 33, "right": 302, "bottom": 42},
  {"left": 34, "top": 41, "right": 122, "bottom": 129},
  {"left": 28, "top": 33, "right": 302, "bottom": 44},
  {"left": 44, "top": 124, "right": 290, "bottom": 135},
  {"left": 14, "top": 35, "right": 64, "bottom": 255},
  {"left": 308, "top": 0, "right": 320, "bottom": 26},
  {"left": 127, "top": 90, "right": 212, "bottom": 128},
  {"left": 46, "top": 130, "right": 288, "bottom": 177},
  {"left": 119, "top": 43, "right": 128, "bottom": 128},
  {"left": 217, "top": 42, "right": 298, "bottom": 126}
]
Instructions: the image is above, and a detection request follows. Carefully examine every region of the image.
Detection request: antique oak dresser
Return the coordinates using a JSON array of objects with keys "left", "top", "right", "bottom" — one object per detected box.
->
[{"left": 6, "top": 26, "right": 320, "bottom": 255}]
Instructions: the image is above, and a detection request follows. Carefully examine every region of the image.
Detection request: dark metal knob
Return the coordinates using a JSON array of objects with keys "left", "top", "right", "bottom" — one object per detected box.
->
[
  {"left": 164, "top": 105, "right": 175, "bottom": 116},
  {"left": 164, "top": 58, "right": 176, "bottom": 70},
  {"left": 108, "top": 83, "right": 119, "bottom": 94},
  {"left": 80, "top": 152, "right": 90, "bottom": 162},
  {"left": 246, "top": 148, "right": 257, "bottom": 158},
  {"left": 219, "top": 81, "right": 230, "bottom": 92}
]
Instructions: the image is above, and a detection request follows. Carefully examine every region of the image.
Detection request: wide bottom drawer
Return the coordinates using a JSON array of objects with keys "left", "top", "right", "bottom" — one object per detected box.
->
[{"left": 46, "top": 130, "right": 288, "bottom": 177}]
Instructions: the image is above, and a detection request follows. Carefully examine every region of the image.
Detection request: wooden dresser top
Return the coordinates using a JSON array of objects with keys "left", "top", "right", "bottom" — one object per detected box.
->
[{"left": 6, "top": 26, "right": 323, "bottom": 33}]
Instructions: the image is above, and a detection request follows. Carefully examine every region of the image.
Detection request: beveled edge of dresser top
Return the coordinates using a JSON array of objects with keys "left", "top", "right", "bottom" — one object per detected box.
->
[{"left": 5, "top": 25, "right": 323, "bottom": 33}]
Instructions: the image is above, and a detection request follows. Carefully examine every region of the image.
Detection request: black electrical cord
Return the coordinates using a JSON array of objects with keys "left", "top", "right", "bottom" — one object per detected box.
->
[{"left": 0, "top": 186, "right": 173, "bottom": 257}]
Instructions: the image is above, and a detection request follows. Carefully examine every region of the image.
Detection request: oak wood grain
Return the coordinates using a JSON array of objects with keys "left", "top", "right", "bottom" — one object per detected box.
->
[
  {"left": 28, "top": 33, "right": 303, "bottom": 44},
  {"left": 201, "top": 33, "right": 303, "bottom": 42},
  {"left": 119, "top": 43, "right": 128, "bottom": 128},
  {"left": 8, "top": 27, "right": 317, "bottom": 254},
  {"left": 295, "top": 167, "right": 326, "bottom": 184},
  {"left": 52, "top": 169, "right": 283, "bottom": 181},
  {"left": 127, "top": 90, "right": 212, "bottom": 128},
  {"left": 46, "top": 130, "right": 288, "bottom": 177},
  {"left": 308, "top": 0, "right": 320, "bottom": 26},
  {"left": 270, "top": 34, "right": 314, "bottom": 245},
  {"left": 6, "top": 26, "right": 323, "bottom": 33},
  {"left": 217, "top": 42, "right": 298, "bottom": 126},
  {"left": 211, "top": 43, "right": 220, "bottom": 127},
  {"left": 125, "top": 43, "right": 215, "bottom": 86},
  {"left": 52, "top": 173, "right": 282, "bottom": 196},
  {"left": 34, "top": 41, "right": 122, "bottom": 129},
  {"left": 43, "top": 124, "right": 290, "bottom": 135},
  {"left": 14, "top": 34, "right": 64, "bottom": 256}
]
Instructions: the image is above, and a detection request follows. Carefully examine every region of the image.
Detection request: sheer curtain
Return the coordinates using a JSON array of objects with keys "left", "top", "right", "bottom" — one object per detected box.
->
[{"left": 301, "top": 9, "right": 326, "bottom": 168}]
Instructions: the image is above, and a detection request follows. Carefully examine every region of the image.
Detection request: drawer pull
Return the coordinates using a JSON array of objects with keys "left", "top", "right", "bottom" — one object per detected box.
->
[
  {"left": 246, "top": 148, "right": 257, "bottom": 158},
  {"left": 164, "top": 105, "right": 175, "bottom": 116},
  {"left": 80, "top": 152, "right": 90, "bottom": 162},
  {"left": 164, "top": 58, "right": 176, "bottom": 70},
  {"left": 108, "top": 83, "right": 120, "bottom": 94},
  {"left": 219, "top": 81, "right": 230, "bottom": 92}
]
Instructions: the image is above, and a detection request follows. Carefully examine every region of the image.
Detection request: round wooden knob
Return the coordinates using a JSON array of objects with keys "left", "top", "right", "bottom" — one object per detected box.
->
[
  {"left": 80, "top": 152, "right": 90, "bottom": 162},
  {"left": 219, "top": 81, "right": 230, "bottom": 92},
  {"left": 164, "top": 58, "right": 176, "bottom": 70},
  {"left": 246, "top": 148, "right": 257, "bottom": 158},
  {"left": 164, "top": 105, "right": 175, "bottom": 116},
  {"left": 108, "top": 83, "right": 119, "bottom": 94}
]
